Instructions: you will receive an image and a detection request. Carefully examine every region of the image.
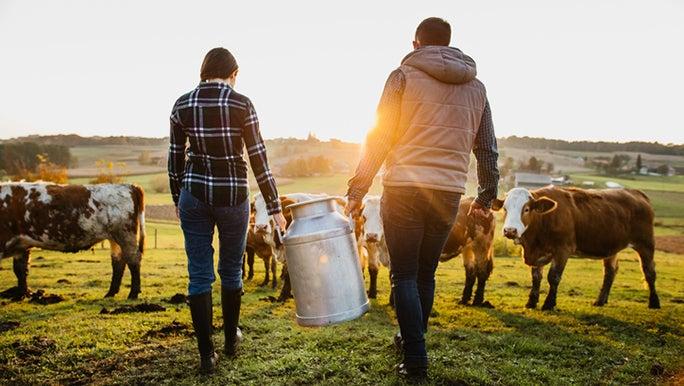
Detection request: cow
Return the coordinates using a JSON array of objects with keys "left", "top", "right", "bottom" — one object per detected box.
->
[
  {"left": 250, "top": 192, "right": 325, "bottom": 290},
  {"left": 355, "top": 195, "right": 389, "bottom": 299},
  {"left": 439, "top": 196, "right": 496, "bottom": 307},
  {"left": 359, "top": 196, "right": 496, "bottom": 307},
  {"left": 492, "top": 186, "right": 660, "bottom": 310},
  {"left": 0, "top": 182, "right": 145, "bottom": 300}
]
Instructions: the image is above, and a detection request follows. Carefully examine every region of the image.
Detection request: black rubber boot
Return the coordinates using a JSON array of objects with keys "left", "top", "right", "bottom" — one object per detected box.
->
[
  {"left": 221, "top": 287, "right": 243, "bottom": 357},
  {"left": 189, "top": 292, "right": 218, "bottom": 374}
]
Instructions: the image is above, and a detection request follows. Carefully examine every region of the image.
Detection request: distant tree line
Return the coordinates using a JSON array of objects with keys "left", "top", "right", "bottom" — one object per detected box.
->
[
  {"left": 280, "top": 155, "right": 333, "bottom": 177},
  {"left": 1, "top": 134, "right": 168, "bottom": 147},
  {"left": 498, "top": 136, "right": 684, "bottom": 156},
  {"left": 0, "top": 142, "right": 72, "bottom": 175}
]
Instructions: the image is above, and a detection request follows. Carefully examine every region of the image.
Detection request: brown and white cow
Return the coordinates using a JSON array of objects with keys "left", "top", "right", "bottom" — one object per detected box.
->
[
  {"left": 492, "top": 186, "right": 660, "bottom": 310},
  {"left": 355, "top": 195, "right": 388, "bottom": 299},
  {"left": 250, "top": 192, "right": 325, "bottom": 290},
  {"left": 0, "top": 182, "right": 145, "bottom": 300},
  {"left": 439, "top": 196, "right": 496, "bottom": 307},
  {"left": 358, "top": 196, "right": 496, "bottom": 307}
]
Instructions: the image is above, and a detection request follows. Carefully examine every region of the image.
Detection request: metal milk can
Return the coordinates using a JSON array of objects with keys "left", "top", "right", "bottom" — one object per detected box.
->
[{"left": 282, "top": 197, "right": 370, "bottom": 326}]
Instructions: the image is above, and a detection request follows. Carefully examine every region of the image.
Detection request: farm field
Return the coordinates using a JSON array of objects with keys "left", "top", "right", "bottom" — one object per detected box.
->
[{"left": 1, "top": 218, "right": 683, "bottom": 385}]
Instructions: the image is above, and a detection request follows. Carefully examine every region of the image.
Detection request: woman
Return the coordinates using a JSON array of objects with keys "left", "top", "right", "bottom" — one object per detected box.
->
[{"left": 168, "top": 47, "right": 287, "bottom": 374}]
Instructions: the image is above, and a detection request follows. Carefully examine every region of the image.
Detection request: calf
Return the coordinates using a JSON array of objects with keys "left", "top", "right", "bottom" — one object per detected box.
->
[
  {"left": 492, "top": 186, "right": 660, "bottom": 310},
  {"left": 251, "top": 192, "right": 325, "bottom": 290},
  {"left": 0, "top": 182, "right": 145, "bottom": 300},
  {"left": 356, "top": 195, "right": 389, "bottom": 299},
  {"left": 275, "top": 194, "right": 349, "bottom": 302},
  {"left": 439, "top": 196, "right": 496, "bottom": 307}
]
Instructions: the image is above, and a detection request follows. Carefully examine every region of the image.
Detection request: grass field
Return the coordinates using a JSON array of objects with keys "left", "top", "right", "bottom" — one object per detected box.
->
[{"left": 0, "top": 218, "right": 683, "bottom": 385}]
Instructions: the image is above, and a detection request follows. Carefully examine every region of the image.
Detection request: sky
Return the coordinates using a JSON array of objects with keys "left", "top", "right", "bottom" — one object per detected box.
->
[{"left": 0, "top": 0, "right": 683, "bottom": 144}]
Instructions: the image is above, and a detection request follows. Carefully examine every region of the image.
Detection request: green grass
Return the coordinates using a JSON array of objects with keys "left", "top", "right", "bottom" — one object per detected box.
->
[
  {"left": 1, "top": 222, "right": 682, "bottom": 385},
  {"left": 570, "top": 174, "right": 684, "bottom": 193}
]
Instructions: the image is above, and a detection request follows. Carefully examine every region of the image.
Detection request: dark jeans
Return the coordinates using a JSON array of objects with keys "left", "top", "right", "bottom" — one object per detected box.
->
[
  {"left": 179, "top": 189, "right": 249, "bottom": 296},
  {"left": 381, "top": 187, "right": 461, "bottom": 367}
]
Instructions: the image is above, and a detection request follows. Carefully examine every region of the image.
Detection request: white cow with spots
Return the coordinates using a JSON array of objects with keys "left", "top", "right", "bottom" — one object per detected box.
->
[{"left": 0, "top": 182, "right": 145, "bottom": 300}]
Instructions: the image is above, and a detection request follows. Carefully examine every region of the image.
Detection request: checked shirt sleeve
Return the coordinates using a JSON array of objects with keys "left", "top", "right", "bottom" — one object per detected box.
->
[
  {"left": 168, "top": 105, "right": 187, "bottom": 206},
  {"left": 243, "top": 99, "right": 281, "bottom": 215},
  {"left": 346, "top": 69, "right": 405, "bottom": 201},
  {"left": 472, "top": 99, "right": 500, "bottom": 208}
]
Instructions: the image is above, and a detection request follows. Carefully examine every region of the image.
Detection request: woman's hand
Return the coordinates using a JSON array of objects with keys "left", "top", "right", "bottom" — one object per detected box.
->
[
  {"left": 175, "top": 206, "right": 180, "bottom": 220},
  {"left": 273, "top": 212, "right": 287, "bottom": 233}
]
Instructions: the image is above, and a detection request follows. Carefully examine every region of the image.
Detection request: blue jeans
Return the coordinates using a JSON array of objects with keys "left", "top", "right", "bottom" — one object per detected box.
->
[
  {"left": 178, "top": 189, "right": 249, "bottom": 296},
  {"left": 381, "top": 187, "right": 461, "bottom": 367}
]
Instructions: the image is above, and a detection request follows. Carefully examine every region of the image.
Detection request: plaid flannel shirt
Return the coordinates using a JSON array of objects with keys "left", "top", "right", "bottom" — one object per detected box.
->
[
  {"left": 169, "top": 81, "right": 281, "bottom": 214},
  {"left": 347, "top": 69, "right": 500, "bottom": 208}
]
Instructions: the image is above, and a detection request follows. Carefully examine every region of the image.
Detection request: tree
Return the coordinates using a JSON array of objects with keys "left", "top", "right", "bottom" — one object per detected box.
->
[
  {"left": 544, "top": 162, "right": 555, "bottom": 174},
  {"left": 636, "top": 154, "right": 643, "bottom": 172}
]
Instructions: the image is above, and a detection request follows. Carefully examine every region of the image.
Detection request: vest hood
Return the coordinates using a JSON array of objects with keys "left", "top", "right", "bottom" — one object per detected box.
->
[{"left": 401, "top": 46, "right": 477, "bottom": 84}]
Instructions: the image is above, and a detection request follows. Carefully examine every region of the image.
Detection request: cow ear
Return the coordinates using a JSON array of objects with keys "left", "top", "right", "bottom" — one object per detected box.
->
[
  {"left": 280, "top": 198, "right": 296, "bottom": 224},
  {"left": 491, "top": 198, "right": 504, "bottom": 211},
  {"left": 531, "top": 197, "right": 557, "bottom": 214}
]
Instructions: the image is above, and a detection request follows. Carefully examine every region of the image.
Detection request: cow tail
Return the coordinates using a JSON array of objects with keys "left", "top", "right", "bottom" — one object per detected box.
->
[
  {"left": 131, "top": 185, "right": 146, "bottom": 255},
  {"left": 138, "top": 209, "right": 146, "bottom": 255}
]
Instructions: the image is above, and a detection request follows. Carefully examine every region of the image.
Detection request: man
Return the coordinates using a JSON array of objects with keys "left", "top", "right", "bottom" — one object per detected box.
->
[{"left": 346, "top": 18, "right": 499, "bottom": 380}]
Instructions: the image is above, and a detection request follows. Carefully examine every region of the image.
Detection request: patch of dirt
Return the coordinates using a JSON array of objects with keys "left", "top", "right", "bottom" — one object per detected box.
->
[
  {"left": 144, "top": 321, "right": 192, "bottom": 338},
  {"left": 655, "top": 235, "right": 684, "bottom": 255},
  {"left": 650, "top": 362, "right": 665, "bottom": 376},
  {"left": 76, "top": 259, "right": 99, "bottom": 263},
  {"left": 670, "top": 298, "right": 684, "bottom": 304},
  {"left": 100, "top": 303, "right": 166, "bottom": 315},
  {"left": 57, "top": 279, "right": 72, "bottom": 284},
  {"left": 29, "top": 290, "right": 66, "bottom": 305},
  {"left": 167, "top": 293, "right": 187, "bottom": 304},
  {"left": 34, "top": 256, "right": 45, "bottom": 261},
  {"left": 259, "top": 296, "right": 278, "bottom": 303},
  {"left": 11, "top": 336, "right": 56, "bottom": 359},
  {"left": 505, "top": 281, "right": 520, "bottom": 287},
  {"left": 568, "top": 288, "right": 583, "bottom": 297},
  {"left": 0, "top": 321, "right": 20, "bottom": 333},
  {"left": 472, "top": 301, "right": 495, "bottom": 309}
]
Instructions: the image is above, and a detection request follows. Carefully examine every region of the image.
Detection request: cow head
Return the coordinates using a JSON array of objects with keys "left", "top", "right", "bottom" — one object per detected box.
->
[
  {"left": 361, "top": 196, "right": 383, "bottom": 243},
  {"left": 252, "top": 193, "right": 272, "bottom": 235},
  {"left": 491, "top": 188, "right": 558, "bottom": 242}
]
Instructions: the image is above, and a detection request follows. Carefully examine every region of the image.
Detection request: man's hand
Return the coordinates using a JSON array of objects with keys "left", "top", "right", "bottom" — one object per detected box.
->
[
  {"left": 273, "top": 212, "right": 287, "bottom": 233},
  {"left": 345, "top": 198, "right": 362, "bottom": 217},
  {"left": 468, "top": 200, "right": 490, "bottom": 221}
]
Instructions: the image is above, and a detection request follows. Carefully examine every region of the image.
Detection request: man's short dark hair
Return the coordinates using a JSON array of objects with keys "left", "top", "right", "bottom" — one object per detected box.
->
[
  {"left": 200, "top": 47, "right": 238, "bottom": 81},
  {"left": 415, "top": 17, "right": 451, "bottom": 46}
]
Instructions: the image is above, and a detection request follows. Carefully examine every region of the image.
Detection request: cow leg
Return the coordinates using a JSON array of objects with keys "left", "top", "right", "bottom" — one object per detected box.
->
[
  {"left": 127, "top": 261, "right": 141, "bottom": 299},
  {"left": 634, "top": 243, "right": 660, "bottom": 309},
  {"left": 526, "top": 266, "right": 543, "bottom": 309},
  {"left": 594, "top": 255, "right": 618, "bottom": 306},
  {"left": 271, "top": 255, "right": 278, "bottom": 289},
  {"left": 105, "top": 241, "right": 125, "bottom": 298},
  {"left": 460, "top": 248, "right": 476, "bottom": 305},
  {"left": 366, "top": 247, "right": 379, "bottom": 298},
  {"left": 541, "top": 257, "right": 567, "bottom": 311},
  {"left": 473, "top": 257, "right": 494, "bottom": 308},
  {"left": 118, "top": 238, "right": 142, "bottom": 300},
  {"left": 4, "top": 251, "right": 32, "bottom": 299},
  {"left": 259, "top": 257, "right": 270, "bottom": 287},
  {"left": 368, "top": 266, "right": 379, "bottom": 299},
  {"left": 277, "top": 263, "right": 293, "bottom": 302},
  {"left": 246, "top": 247, "right": 255, "bottom": 280}
]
